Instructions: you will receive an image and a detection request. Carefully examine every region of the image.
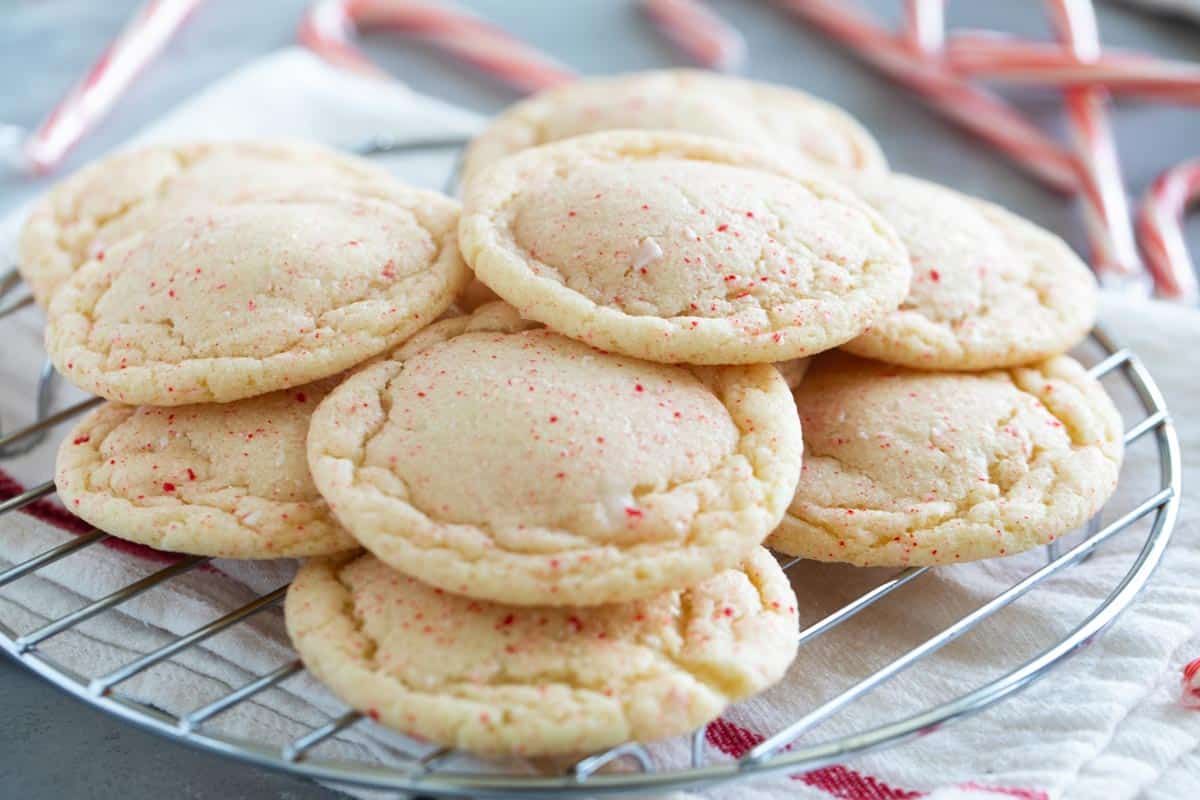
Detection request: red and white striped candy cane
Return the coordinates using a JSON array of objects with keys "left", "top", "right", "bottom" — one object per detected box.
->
[
  {"left": 299, "top": 0, "right": 575, "bottom": 94},
  {"left": 902, "top": 0, "right": 945, "bottom": 55},
  {"left": 640, "top": 0, "right": 746, "bottom": 73},
  {"left": 774, "top": 0, "right": 1080, "bottom": 194},
  {"left": 1047, "top": 0, "right": 1143, "bottom": 282},
  {"left": 947, "top": 32, "right": 1200, "bottom": 106},
  {"left": 1138, "top": 159, "right": 1200, "bottom": 301},
  {"left": 23, "top": 0, "right": 203, "bottom": 174}
]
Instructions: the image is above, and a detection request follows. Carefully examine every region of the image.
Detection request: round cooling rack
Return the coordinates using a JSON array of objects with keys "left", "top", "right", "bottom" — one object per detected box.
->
[
  {"left": 0, "top": 159, "right": 1182, "bottom": 796},
  {"left": 0, "top": 316, "right": 1181, "bottom": 798}
]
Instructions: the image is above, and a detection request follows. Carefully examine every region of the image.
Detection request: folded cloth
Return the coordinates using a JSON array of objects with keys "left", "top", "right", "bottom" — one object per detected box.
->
[{"left": 1, "top": 47, "right": 1198, "bottom": 800}]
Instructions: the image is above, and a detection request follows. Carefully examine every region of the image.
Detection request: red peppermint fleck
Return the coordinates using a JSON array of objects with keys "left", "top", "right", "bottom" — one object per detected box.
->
[
  {"left": 717, "top": 224, "right": 729, "bottom": 232},
  {"left": 724, "top": 274, "right": 738, "bottom": 281},
  {"left": 568, "top": 210, "right": 577, "bottom": 217},
  {"left": 929, "top": 270, "right": 941, "bottom": 282},
  {"left": 366, "top": 708, "right": 380, "bottom": 721},
  {"left": 745, "top": 211, "right": 755, "bottom": 218},
  {"left": 634, "top": 384, "right": 644, "bottom": 393},
  {"left": 495, "top": 613, "right": 516, "bottom": 629},
  {"left": 548, "top": 415, "right": 558, "bottom": 423},
  {"left": 96, "top": 250, "right": 106, "bottom": 261},
  {"left": 72, "top": 435, "right": 90, "bottom": 445},
  {"left": 381, "top": 260, "right": 397, "bottom": 280},
  {"left": 567, "top": 616, "right": 584, "bottom": 633},
  {"left": 186, "top": 468, "right": 197, "bottom": 481},
  {"left": 625, "top": 507, "right": 644, "bottom": 519},
  {"left": 162, "top": 482, "right": 177, "bottom": 492},
  {"left": 722, "top": 607, "right": 734, "bottom": 617}
]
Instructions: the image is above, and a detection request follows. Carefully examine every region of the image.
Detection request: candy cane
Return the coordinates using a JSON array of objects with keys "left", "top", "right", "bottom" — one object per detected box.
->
[
  {"left": 640, "top": 0, "right": 747, "bottom": 72},
  {"left": 774, "top": 0, "right": 1080, "bottom": 194},
  {"left": 903, "top": 0, "right": 945, "bottom": 55},
  {"left": 23, "top": 0, "right": 203, "bottom": 174},
  {"left": 1047, "top": 0, "right": 1143, "bottom": 281},
  {"left": 299, "top": 0, "right": 576, "bottom": 94},
  {"left": 1137, "top": 159, "right": 1200, "bottom": 301},
  {"left": 947, "top": 32, "right": 1200, "bottom": 105}
]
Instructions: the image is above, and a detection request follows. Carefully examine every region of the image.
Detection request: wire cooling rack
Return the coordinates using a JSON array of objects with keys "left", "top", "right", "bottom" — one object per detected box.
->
[{"left": 0, "top": 141, "right": 1184, "bottom": 799}]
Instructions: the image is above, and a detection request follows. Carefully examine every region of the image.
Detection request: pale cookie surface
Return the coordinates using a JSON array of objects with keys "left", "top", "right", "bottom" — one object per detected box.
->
[
  {"left": 841, "top": 174, "right": 1097, "bottom": 370},
  {"left": 19, "top": 140, "right": 389, "bottom": 307},
  {"left": 56, "top": 380, "right": 357, "bottom": 558},
  {"left": 459, "top": 132, "right": 910, "bottom": 365},
  {"left": 285, "top": 547, "right": 798, "bottom": 757},
  {"left": 45, "top": 186, "right": 469, "bottom": 405},
  {"left": 307, "top": 303, "right": 802, "bottom": 606},
  {"left": 768, "top": 353, "right": 1122, "bottom": 566},
  {"left": 461, "top": 69, "right": 887, "bottom": 183}
]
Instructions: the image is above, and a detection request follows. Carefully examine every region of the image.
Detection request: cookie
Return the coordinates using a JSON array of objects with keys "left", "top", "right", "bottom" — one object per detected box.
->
[
  {"left": 768, "top": 353, "right": 1123, "bottom": 566},
  {"left": 841, "top": 174, "right": 1097, "bottom": 370},
  {"left": 461, "top": 69, "right": 886, "bottom": 184},
  {"left": 776, "top": 358, "right": 810, "bottom": 390},
  {"left": 459, "top": 131, "right": 910, "bottom": 365},
  {"left": 45, "top": 185, "right": 469, "bottom": 405},
  {"left": 55, "top": 380, "right": 357, "bottom": 558},
  {"left": 285, "top": 547, "right": 798, "bottom": 757},
  {"left": 306, "top": 302, "right": 802, "bottom": 606},
  {"left": 19, "top": 140, "right": 390, "bottom": 307}
]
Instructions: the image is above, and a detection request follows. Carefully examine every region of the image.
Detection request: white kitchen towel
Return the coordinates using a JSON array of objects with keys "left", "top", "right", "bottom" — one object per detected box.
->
[{"left": 1, "top": 47, "right": 1198, "bottom": 800}]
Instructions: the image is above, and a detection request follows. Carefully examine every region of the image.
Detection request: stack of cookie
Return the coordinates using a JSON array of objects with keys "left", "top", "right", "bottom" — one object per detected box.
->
[{"left": 23, "top": 69, "right": 1124, "bottom": 761}]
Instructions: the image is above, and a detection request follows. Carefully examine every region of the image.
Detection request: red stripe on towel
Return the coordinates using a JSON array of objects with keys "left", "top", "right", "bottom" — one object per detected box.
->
[{"left": 705, "top": 717, "right": 1045, "bottom": 800}]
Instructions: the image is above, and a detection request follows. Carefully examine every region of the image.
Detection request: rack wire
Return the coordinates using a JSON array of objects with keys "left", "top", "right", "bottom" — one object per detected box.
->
[{"left": 0, "top": 141, "right": 1182, "bottom": 799}]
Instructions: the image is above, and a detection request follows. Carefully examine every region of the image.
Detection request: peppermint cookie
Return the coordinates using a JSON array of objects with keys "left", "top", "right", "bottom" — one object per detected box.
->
[
  {"left": 461, "top": 69, "right": 886, "bottom": 183},
  {"left": 56, "top": 380, "right": 356, "bottom": 558},
  {"left": 768, "top": 353, "right": 1123, "bottom": 566},
  {"left": 285, "top": 547, "right": 798, "bottom": 757},
  {"left": 841, "top": 174, "right": 1097, "bottom": 370},
  {"left": 776, "top": 358, "right": 810, "bottom": 390},
  {"left": 459, "top": 131, "right": 910, "bottom": 365},
  {"left": 45, "top": 187, "right": 469, "bottom": 405},
  {"left": 307, "top": 303, "right": 802, "bottom": 606},
  {"left": 19, "top": 140, "right": 389, "bottom": 307}
]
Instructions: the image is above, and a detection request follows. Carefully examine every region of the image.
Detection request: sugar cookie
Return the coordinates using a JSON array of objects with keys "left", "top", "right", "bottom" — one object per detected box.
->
[
  {"left": 461, "top": 69, "right": 886, "bottom": 183},
  {"left": 459, "top": 131, "right": 910, "bottom": 365},
  {"left": 285, "top": 547, "right": 797, "bottom": 756},
  {"left": 768, "top": 353, "right": 1123, "bottom": 566},
  {"left": 56, "top": 380, "right": 356, "bottom": 558},
  {"left": 841, "top": 174, "right": 1097, "bottom": 369},
  {"left": 306, "top": 302, "right": 802, "bottom": 605},
  {"left": 19, "top": 140, "right": 389, "bottom": 307},
  {"left": 45, "top": 187, "right": 469, "bottom": 405}
]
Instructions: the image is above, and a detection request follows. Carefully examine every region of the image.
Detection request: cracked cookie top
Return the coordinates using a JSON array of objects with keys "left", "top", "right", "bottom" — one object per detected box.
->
[
  {"left": 44, "top": 185, "right": 469, "bottom": 405},
  {"left": 19, "top": 140, "right": 391, "bottom": 307},
  {"left": 459, "top": 131, "right": 911, "bottom": 365},
  {"left": 305, "top": 303, "right": 802, "bottom": 606},
  {"left": 55, "top": 380, "right": 357, "bottom": 558},
  {"left": 460, "top": 69, "right": 887, "bottom": 184},
  {"left": 284, "top": 547, "right": 797, "bottom": 757},
  {"left": 768, "top": 352, "right": 1123, "bottom": 566},
  {"left": 841, "top": 174, "right": 1098, "bottom": 370}
]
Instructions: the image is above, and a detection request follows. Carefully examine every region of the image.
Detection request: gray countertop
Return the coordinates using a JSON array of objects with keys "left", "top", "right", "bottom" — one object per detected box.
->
[{"left": 1, "top": 1, "right": 1197, "bottom": 797}]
